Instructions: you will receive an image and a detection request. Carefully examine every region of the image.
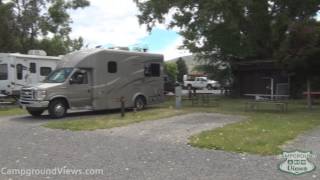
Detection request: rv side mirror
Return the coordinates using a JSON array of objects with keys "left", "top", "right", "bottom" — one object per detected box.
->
[
  {"left": 69, "top": 78, "right": 75, "bottom": 84},
  {"left": 69, "top": 73, "right": 84, "bottom": 84},
  {"left": 144, "top": 65, "right": 151, "bottom": 76}
]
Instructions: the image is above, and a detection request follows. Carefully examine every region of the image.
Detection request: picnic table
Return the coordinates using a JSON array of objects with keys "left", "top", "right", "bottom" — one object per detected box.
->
[
  {"left": 244, "top": 94, "right": 289, "bottom": 112},
  {"left": 303, "top": 92, "right": 320, "bottom": 101},
  {"left": 0, "top": 94, "right": 16, "bottom": 108},
  {"left": 189, "top": 92, "right": 219, "bottom": 107},
  {"left": 302, "top": 91, "right": 320, "bottom": 105},
  {"left": 303, "top": 92, "right": 320, "bottom": 97},
  {"left": 244, "top": 94, "right": 289, "bottom": 100}
]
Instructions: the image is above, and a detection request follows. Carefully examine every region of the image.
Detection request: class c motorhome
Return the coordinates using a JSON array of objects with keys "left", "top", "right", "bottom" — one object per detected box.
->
[
  {"left": 0, "top": 51, "right": 60, "bottom": 96},
  {"left": 19, "top": 49, "right": 164, "bottom": 118}
]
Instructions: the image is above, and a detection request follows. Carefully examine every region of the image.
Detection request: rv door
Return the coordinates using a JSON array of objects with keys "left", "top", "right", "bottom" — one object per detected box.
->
[
  {"left": 27, "top": 62, "right": 38, "bottom": 84},
  {"left": 67, "top": 69, "right": 93, "bottom": 108},
  {"left": 15, "top": 62, "right": 28, "bottom": 87}
]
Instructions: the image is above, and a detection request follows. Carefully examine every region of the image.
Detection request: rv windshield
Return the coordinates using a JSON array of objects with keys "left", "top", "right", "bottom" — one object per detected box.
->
[{"left": 44, "top": 68, "right": 73, "bottom": 83}]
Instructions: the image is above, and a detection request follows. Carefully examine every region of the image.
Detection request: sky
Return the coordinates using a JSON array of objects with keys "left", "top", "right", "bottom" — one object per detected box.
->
[
  {"left": 2, "top": 0, "right": 320, "bottom": 60},
  {"left": 69, "top": 0, "right": 191, "bottom": 60}
]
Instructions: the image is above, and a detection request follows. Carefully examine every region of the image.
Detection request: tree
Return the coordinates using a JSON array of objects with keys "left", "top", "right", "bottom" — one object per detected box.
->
[
  {"left": 276, "top": 20, "right": 320, "bottom": 109},
  {"left": 176, "top": 58, "right": 188, "bottom": 82},
  {"left": 135, "top": 0, "right": 320, "bottom": 103},
  {"left": 0, "top": 1, "right": 21, "bottom": 52},
  {"left": 134, "top": 0, "right": 320, "bottom": 61},
  {"left": 0, "top": 0, "right": 89, "bottom": 55},
  {"left": 36, "top": 36, "right": 84, "bottom": 56},
  {"left": 164, "top": 62, "right": 178, "bottom": 82}
]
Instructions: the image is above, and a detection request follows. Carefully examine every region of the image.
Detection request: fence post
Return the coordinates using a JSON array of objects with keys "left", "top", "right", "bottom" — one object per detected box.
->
[
  {"left": 175, "top": 86, "right": 182, "bottom": 109},
  {"left": 188, "top": 89, "right": 192, "bottom": 100},
  {"left": 120, "top": 96, "right": 125, "bottom": 117}
]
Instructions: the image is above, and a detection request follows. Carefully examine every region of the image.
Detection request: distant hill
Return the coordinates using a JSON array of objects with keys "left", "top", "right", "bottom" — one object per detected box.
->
[{"left": 167, "top": 54, "right": 204, "bottom": 73}]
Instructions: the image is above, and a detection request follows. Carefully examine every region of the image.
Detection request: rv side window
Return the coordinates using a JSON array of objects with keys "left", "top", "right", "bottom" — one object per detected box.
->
[
  {"left": 16, "top": 64, "right": 23, "bottom": 80},
  {"left": 145, "top": 63, "right": 160, "bottom": 77},
  {"left": 30, "top": 63, "right": 36, "bottom": 73},
  {"left": 40, "top": 67, "right": 52, "bottom": 76},
  {"left": 108, "top": 61, "right": 117, "bottom": 73},
  {"left": 0, "top": 64, "right": 8, "bottom": 80}
]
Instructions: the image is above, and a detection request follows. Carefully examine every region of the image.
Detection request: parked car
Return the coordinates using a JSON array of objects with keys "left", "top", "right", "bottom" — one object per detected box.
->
[
  {"left": 183, "top": 76, "right": 220, "bottom": 90},
  {"left": 19, "top": 49, "right": 164, "bottom": 118}
]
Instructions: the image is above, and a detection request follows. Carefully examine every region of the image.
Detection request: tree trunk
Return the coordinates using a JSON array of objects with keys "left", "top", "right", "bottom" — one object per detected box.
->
[{"left": 307, "top": 78, "right": 312, "bottom": 110}]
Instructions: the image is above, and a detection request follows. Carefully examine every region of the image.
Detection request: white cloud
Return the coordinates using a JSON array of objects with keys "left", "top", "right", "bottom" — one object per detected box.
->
[
  {"left": 70, "top": 0, "right": 148, "bottom": 47},
  {"left": 69, "top": 0, "right": 190, "bottom": 59},
  {"left": 155, "top": 37, "right": 191, "bottom": 61}
]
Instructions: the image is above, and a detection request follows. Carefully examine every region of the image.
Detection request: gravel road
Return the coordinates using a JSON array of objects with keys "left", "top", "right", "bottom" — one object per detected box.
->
[{"left": 0, "top": 112, "right": 318, "bottom": 180}]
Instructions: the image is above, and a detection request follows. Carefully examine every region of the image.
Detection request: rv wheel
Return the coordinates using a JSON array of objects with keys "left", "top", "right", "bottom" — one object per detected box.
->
[
  {"left": 27, "top": 108, "right": 44, "bottom": 117},
  {"left": 49, "top": 99, "right": 67, "bottom": 118},
  {"left": 134, "top": 96, "right": 146, "bottom": 110},
  {"left": 207, "top": 84, "right": 213, "bottom": 90}
]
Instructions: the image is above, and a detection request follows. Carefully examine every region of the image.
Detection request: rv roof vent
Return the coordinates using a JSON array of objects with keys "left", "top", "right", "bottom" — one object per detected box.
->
[{"left": 28, "top": 50, "right": 47, "bottom": 56}]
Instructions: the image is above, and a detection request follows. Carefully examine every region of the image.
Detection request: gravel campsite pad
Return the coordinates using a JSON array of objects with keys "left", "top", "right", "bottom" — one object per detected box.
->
[
  {"left": 97, "top": 113, "right": 243, "bottom": 144},
  {"left": 0, "top": 113, "right": 318, "bottom": 180}
]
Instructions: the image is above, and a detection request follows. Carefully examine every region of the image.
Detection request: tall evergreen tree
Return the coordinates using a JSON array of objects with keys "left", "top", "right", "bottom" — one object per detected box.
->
[
  {"left": 176, "top": 58, "right": 188, "bottom": 83},
  {"left": 164, "top": 61, "right": 178, "bottom": 82}
]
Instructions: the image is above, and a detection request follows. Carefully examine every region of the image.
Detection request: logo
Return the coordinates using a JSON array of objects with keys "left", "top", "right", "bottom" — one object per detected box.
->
[{"left": 278, "top": 150, "right": 316, "bottom": 175}]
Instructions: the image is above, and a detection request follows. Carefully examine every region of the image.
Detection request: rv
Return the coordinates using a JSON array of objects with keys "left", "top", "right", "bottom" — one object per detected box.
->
[
  {"left": 19, "top": 49, "right": 164, "bottom": 118},
  {"left": 0, "top": 51, "right": 61, "bottom": 96}
]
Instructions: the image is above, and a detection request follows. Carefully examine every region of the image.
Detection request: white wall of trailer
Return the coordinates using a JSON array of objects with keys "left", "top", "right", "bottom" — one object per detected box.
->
[{"left": 0, "top": 53, "right": 61, "bottom": 96}]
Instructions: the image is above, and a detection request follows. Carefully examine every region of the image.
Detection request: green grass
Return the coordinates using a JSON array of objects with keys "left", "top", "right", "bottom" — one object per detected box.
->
[
  {"left": 44, "top": 106, "right": 205, "bottom": 131},
  {"left": 43, "top": 96, "right": 220, "bottom": 131},
  {"left": 0, "top": 107, "right": 26, "bottom": 116},
  {"left": 189, "top": 98, "right": 320, "bottom": 155},
  {"left": 43, "top": 96, "right": 320, "bottom": 156}
]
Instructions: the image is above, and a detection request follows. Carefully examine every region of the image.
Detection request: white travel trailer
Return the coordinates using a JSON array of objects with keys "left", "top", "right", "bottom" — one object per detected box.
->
[
  {"left": 0, "top": 52, "right": 60, "bottom": 96},
  {"left": 20, "top": 49, "right": 164, "bottom": 118}
]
